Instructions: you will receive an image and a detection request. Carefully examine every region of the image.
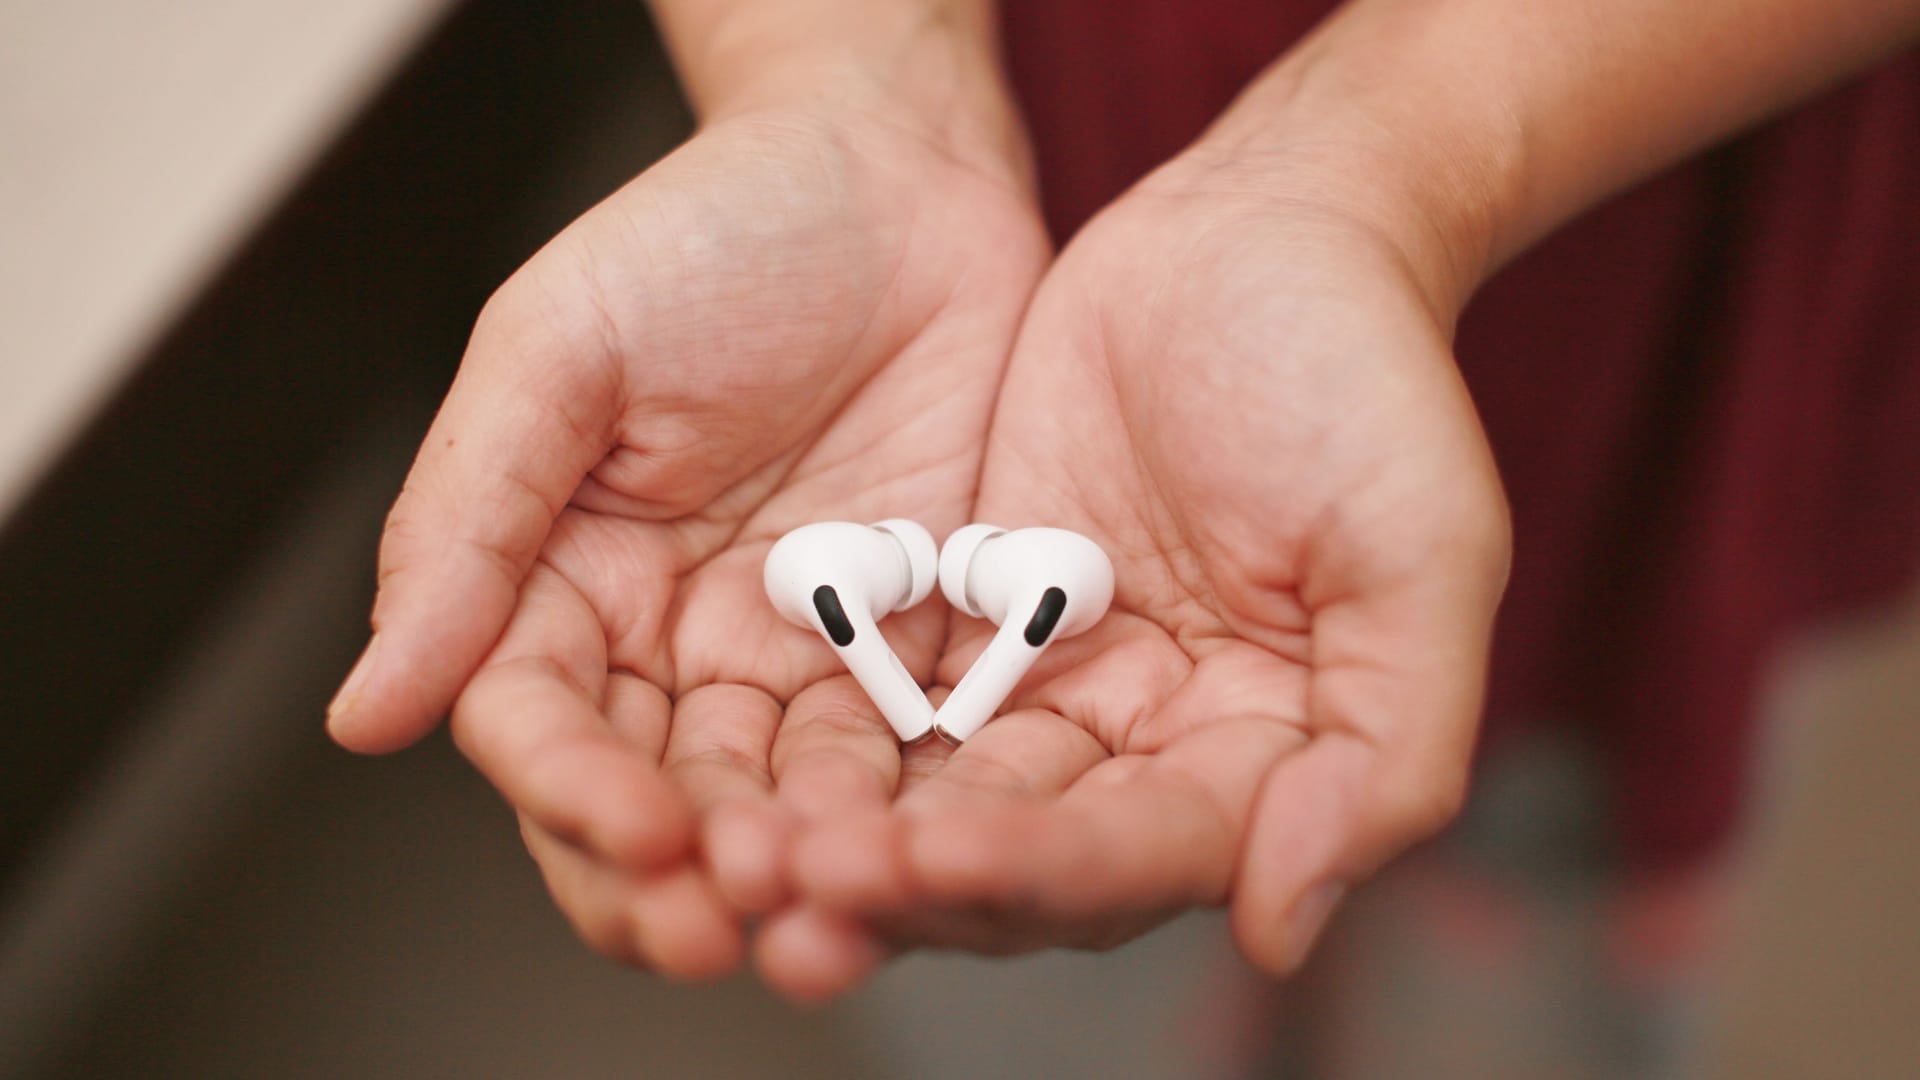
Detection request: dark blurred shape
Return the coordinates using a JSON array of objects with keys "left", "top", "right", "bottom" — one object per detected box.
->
[{"left": 0, "top": 0, "right": 690, "bottom": 893}]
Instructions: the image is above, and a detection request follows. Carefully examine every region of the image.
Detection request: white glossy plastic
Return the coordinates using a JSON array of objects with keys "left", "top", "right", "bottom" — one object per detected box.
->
[
  {"left": 933, "top": 525, "right": 1115, "bottom": 743},
  {"left": 763, "top": 519, "right": 938, "bottom": 742}
]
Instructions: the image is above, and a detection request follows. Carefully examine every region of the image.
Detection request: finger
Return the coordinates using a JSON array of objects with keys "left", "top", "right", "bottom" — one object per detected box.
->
[
  {"left": 452, "top": 570, "right": 690, "bottom": 869},
  {"left": 753, "top": 906, "right": 891, "bottom": 1005},
  {"left": 771, "top": 676, "right": 901, "bottom": 820},
  {"left": 1232, "top": 569, "right": 1500, "bottom": 974},
  {"left": 789, "top": 710, "right": 1101, "bottom": 913},
  {"left": 663, "top": 684, "right": 783, "bottom": 911},
  {"left": 908, "top": 717, "right": 1303, "bottom": 921},
  {"left": 662, "top": 684, "right": 782, "bottom": 811},
  {"left": 328, "top": 281, "right": 621, "bottom": 753},
  {"left": 627, "top": 864, "right": 748, "bottom": 982},
  {"left": 785, "top": 808, "right": 908, "bottom": 915},
  {"left": 703, "top": 802, "right": 791, "bottom": 915},
  {"left": 706, "top": 677, "right": 902, "bottom": 915},
  {"left": 603, "top": 668, "right": 672, "bottom": 761},
  {"left": 900, "top": 709, "right": 1109, "bottom": 815},
  {"left": 521, "top": 816, "right": 643, "bottom": 967},
  {"left": 526, "top": 812, "right": 744, "bottom": 981}
]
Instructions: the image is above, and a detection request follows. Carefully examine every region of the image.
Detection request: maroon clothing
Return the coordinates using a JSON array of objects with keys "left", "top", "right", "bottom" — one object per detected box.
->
[{"left": 1003, "top": 4, "right": 1920, "bottom": 871}]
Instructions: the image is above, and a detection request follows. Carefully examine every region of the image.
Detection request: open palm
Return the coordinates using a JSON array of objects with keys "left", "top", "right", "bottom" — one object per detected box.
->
[
  {"left": 326, "top": 105, "right": 1046, "bottom": 977},
  {"left": 776, "top": 164, "right": 1511, "bottom": 988}
]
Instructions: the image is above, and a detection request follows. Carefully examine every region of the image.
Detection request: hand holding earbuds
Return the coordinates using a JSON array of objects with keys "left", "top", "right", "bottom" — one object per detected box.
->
[
  {"left": 763, "top": 521, "right": 1112, "bottom": 745},
  {"left": 763, "top": 520, "right": 940, "bottom": 743}
]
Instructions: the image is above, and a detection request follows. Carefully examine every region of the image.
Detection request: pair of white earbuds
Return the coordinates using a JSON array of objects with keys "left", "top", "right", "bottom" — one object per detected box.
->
[{"left": 763, "top": 521, "right": 1114, "bottom": 745}]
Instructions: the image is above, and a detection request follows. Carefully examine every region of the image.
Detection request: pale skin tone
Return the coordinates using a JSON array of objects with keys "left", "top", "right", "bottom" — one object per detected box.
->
[{"left": 327, "top": 0, "right": 1920, "bottom": 999}]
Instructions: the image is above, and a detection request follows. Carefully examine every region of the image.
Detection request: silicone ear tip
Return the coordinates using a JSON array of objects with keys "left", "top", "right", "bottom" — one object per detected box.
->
[
  {"left": 870, "top": 518, "right": 939, "bottom": 608},
  {"left": 938, "top": 524, "right": 1006, "bottom": 616}
]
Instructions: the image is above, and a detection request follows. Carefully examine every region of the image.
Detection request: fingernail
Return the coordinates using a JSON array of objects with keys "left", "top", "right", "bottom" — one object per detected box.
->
[
  {"left": 327, "top": 633, "right": 380, "bottom": 725},
  {"left": 1284, "top": 882, "right": 1347, "bottom": 971}
]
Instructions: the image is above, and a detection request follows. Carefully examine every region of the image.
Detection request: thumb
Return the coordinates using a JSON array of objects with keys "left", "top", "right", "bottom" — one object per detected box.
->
[
  {"left": 327, "top": 283, "right": 621, "bottom": 753},
  {"left": 1230, "top": 550, "right": 1505, "bottom": 973}
]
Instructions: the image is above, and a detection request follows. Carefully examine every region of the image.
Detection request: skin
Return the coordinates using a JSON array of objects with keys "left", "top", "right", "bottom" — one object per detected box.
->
[
  {"left": 325, "top": 6, "right": 1046, "bottom": 977},
  {"left": 328, "top": 0, "right": 1920, "bottom": 1000},
  {"left": 762, "top": 137, "right": 1511, "bottom": 995}
]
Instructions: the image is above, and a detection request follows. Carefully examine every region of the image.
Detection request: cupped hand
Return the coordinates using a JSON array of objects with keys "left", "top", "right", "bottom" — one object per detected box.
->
[
  {"left": 772, "top": 150, "right": 1511, "bottom": 993},
  {"left": 325, "top": 101, "right": 1047, "bottom": 977}
]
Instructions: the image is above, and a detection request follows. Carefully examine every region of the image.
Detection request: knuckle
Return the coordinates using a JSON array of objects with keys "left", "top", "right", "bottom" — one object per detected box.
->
[
  {"left": 678, "top": 744, "right": 772, "bottom": 787},
  {"left": 794, "top": 700, "right": 890, "bottom": 742}
]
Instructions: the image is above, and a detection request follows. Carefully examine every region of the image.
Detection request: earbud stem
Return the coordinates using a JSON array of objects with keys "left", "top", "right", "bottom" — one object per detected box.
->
[
  {"left": 829, "top": 605, "right": 935, "bottom": 743},
  {"left": 932, "top": 614, "right": 1045, "bottom": 744}
]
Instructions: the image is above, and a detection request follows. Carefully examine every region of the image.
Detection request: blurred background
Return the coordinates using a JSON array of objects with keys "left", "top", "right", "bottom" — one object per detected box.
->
[{"left": 2, "top": 1, "right": 1915, "bottom": 1077}]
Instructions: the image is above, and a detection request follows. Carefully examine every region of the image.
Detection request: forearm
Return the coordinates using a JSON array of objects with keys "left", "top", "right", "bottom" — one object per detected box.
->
[
  {"left": 644, "top": 0, "right": 1029, "bottom": 184},
  {"left": 1198, "top": 0, "right": 1920, "bottom": 313}
]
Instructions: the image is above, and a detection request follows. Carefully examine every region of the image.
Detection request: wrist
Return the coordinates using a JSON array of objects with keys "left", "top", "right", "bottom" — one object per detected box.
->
[
  {"left": 1174, "top": 0, "right": 1920, "bottom": 323},
  {"left": 652, "top": 0, "right": 1033, "bottom": 194},
  {"left": 1173, "top": 40, "right": 1525, "bottom": 324}
]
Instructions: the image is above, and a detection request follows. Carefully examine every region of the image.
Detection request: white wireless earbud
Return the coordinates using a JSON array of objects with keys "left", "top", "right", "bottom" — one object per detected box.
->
[
  {"left": 763, "top": 520, "right": 939, "bottom": 743},
  {"left": 933, "top": 525, "right": 1114, "bottom": 744}
]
